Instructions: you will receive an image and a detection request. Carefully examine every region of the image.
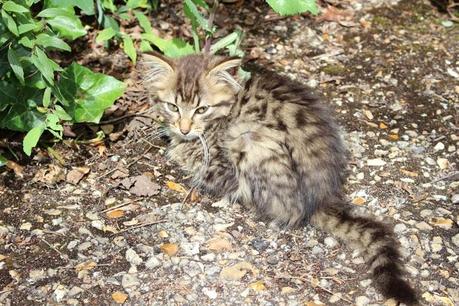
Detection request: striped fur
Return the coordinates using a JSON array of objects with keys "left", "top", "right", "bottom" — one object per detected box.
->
[{"left": 141, "top": 53, "right": 418, "bottom": 304}]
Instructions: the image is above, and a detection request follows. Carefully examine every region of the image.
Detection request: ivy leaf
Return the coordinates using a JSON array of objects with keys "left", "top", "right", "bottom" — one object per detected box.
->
[
  {"left": 266, "top": 0, "right": 319, "bottom": 16},
  {"left": 210, "top": 32, "right": 239, "bottom": 54},
  {"left": 23, "top": 126, "right": 45, "bottom": 156},
  {"left": 58, "top": 63, "right": 126, "bottom": 123},
  {"left": 142, "top": 33, "right": 195, "bottom": 58},
  {"left": 95, "top": 27, "right": 117, "bottom": 43},
  {"left": 7, "top": 47, "right": 25, "bottom": 84},
  {"left": 35, "top": 33, "right": 71, "bottom": 51},
  {"left": 122, "top": 36, "right": 136, "bottom": 63},
  {"left": 30, "top": 48, "right": 60, "bottom": 84}
]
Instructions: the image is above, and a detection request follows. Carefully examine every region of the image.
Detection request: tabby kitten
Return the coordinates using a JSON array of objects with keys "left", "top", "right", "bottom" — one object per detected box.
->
[{"left": 141, "top": 53, "right": 418, "bottom": 305}]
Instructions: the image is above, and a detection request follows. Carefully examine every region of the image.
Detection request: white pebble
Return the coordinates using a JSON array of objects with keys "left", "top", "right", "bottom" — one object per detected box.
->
[
  {"left": 356, "top": 295, "right": 370, "bottom": 306},
  {"left": 434, "top": 142, "right": 445, "bottom": 151}
]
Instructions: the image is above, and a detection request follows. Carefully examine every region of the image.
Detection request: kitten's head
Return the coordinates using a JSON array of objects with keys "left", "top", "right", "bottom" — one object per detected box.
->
[{"left": 141, "top": 53, "right": 242, "bottom": 140}]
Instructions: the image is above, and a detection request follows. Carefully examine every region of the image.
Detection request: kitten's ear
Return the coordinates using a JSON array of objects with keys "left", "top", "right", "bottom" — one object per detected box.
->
[
  {"left": 207, "top": 57, "right": 242, "bottom": 92},
  {"left": 141, "top": 52, "right": 175, "bottom": 90}
]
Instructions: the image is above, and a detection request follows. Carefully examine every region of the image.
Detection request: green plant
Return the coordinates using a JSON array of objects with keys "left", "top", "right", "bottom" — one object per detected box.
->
[
  {"left": 0, "top": 0, "right": 126, "bottom": 156},
  {"left": 267, "top": 0, "right": 319, "bottom": 16}
]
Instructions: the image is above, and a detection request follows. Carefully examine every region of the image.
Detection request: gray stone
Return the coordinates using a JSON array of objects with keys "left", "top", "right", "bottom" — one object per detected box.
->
[
  {"left": 122, "top": 274, "right": 140, "bottom": 289},
  {"left": 145, "top": 256, "right": 161, "bottom": 269},
  {"left": 355, "top": 296, "right": 370, "bottom": 306}
]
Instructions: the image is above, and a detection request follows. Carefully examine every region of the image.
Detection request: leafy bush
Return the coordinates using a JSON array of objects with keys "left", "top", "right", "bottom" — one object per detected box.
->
[
  {"left": 0, "top": 0, "right": 318, "bottom": 160},
  {"left": 0, "top": 0, "right": 126, "bottom": 156}
]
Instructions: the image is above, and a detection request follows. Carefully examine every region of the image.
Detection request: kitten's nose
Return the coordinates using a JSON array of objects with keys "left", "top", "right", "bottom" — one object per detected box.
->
[{"left": 179, "top": 119, "right": 192, "bottom": 135}]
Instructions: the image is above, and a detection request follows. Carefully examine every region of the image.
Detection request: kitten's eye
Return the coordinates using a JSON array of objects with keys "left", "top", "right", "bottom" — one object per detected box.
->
[
  {"left": 195, "top": 106, "right": 209, "bottom": 114},
  {"left": 167, "top": 103, "right": 179, "bottom": 112}
]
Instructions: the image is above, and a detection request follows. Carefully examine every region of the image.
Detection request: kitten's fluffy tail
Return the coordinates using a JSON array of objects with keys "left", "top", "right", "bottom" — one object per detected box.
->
[{"left": 311, "top": 204, "right": 418, "bottom": 305}]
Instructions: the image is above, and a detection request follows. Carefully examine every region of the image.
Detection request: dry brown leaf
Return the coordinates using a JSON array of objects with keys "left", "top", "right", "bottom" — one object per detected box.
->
[
  {"left": 33, "top": 164, "right": 65, "bottom": 184},
  {"left": 98, "top": 144, "right": 107, "bottom": 156},
  {"left": 429, "top": 217, "right": 453, "bottom": 229},
  {"left": 379, "top": 122, "right": 388, "bottom": 129},
  {"left": 305, "top": 302, "right": 323, "bottom": 306},
  {"left": 207, "top": 237, "right": 232, "bottom": 253},
  {"left": 160, "top": 243, "right": 179, "bottom": 256},
  {"left": 112, "top": 291, "right": 128, "bottom": 304},
  {"left": 352, "top": 196, "right": 366, "bottom": 205},
  {"left": 220, "top": 261, "right": 258, "bottom": 281},
  {"left": 106, "top": 209, "right": 125, "bottom": 219},
  {"left": 166, "top": 181, "right": 187, "bottom": 193},
  {"left": 317, "top": 6, "right": 353, "bottom": 23},
  {"left": 400, "top": 169, "right": 418, "bottom": 177},
  {"left": 6, "top": 160, "right": 24, "bottom": 177},
  {"left": 75, "top": 260, "right": 97, "bottom": 272},
  {"left": 249, "top": 280, "right": 266, "bottom": 291},
  {"left": 66, "top": 166, "right": 90, "bottom": 185},
  {"left": 388, "top": 134, "right": 399, "bottom": 141}
]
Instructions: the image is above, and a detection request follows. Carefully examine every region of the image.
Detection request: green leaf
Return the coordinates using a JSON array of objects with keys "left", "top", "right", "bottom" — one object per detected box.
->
[
  {"left": 134, "top": 11, "right": 153, "bottom": 34},
  {"left": 58, "top": 63, "right": 126, "bottom": 123},
  {"left": 191, "top": 0, "right": 209, "bottom": 9},
  {"left": 210, "top": 32, "right": 238, "bottom": 54},
  {"left": 54, "top": 105, "right": 72, "bottom": 121},
  {"left": 163, "top": 38, "right": 195, "bottom": 57},
  {"left": 139, "top": 40, "right": 153, "bottom": 52},
  {"left": 30, "top": 48, "right": 62, "bottom": 85},
  {"left": 23, "top": 126, "right": 45, "bottom": 156},
  {"left": 35, "top": 33, "right": 71, "bottom": 51},
  {"left": 103, "top": 15, "right": 120, "bottom": 32},
  {"left": 45, "top": 0, "right": 95, "bottom": 15},
  {"left": 1, "top": 10, "right": 19, "bottom": 36},
  {"left": 43, "top": 87, "right": 52, "bottom": 107},
  {"left": 3, "top": 1, "right": 30, "bottom": 13},
  {"left": 126, "top": 0, "right": 144, "bottom": 9},
  {"left": 0, "top": 103, "right": 45, "bottom": 132},
  {"left": 7, "top": 47, "right": 25, "bottom": 84},
  {"left": 183, "top": 0, "right": 211, "bottom": 32},
  {"left": 266, "top": 0, "right": 319, "bottom": 16},
  {"left": 39, "top": 8, "right": 87, "bottom": 40},
  {"left": 122, "top": 36, "right": 136, "bottom": 63},
  {"left": 18, "top": 36, "right": 33, "bottom": 48},
  {"left": 0, "top": 155, "right": 7, "bottom": 167},
  {"left": 18, "top": 23, "right": 37, "bottom": 34},
  {"left": 95, "top": 27, "right": 117, "bottom": 43},
  {"left": 102, "top": 0, "right": 116, "bottom": 12}
]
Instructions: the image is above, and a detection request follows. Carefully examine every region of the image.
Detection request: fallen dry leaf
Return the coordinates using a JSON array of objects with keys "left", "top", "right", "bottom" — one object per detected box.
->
[
  {"left": 220, "top": 261, "right": 258, "bottom": 281},
  {"left": 317, "top": 6, "right": 353, "bottom": 23},
  {"left": 160, "top": 243, "right": 179, "bottom": 256},
  {"left": 429, "top": 217, "right": 453, "bottom": 229},
  {"left": 249, "top": 280, "right": 266, "bottom": 291},
  {"left": 305, "top": 302, "right": 324, "bottom": 306},
  {"left": 400, "top": 169, "right": 418, "bottom": 177},
  {"left": 106, "top": 209, "right": 125, "bottom": 219},
  {"left": 66, "top": 166, "right": 90, "bottom": 185},
  {"left": 33, "top": 164, "right": 65, "bottom": 184},
  {"left": 120, "top": 175, "right": 160, "bottom": 197},
  {"left": 352, "top": 196, "right": 366, "bottom": 205},
  {"left": 379, "top": 122, "right": 388, "bottom": 129},
  {"left": 75, "top": 260, "right": 97, "bottom": 272},
  {"left": 112, "top": 291, "right": 128, "bottom": 304},
  {"left": 166, "top": 181, "right": 187, "bottom": 193},
  {"left": 6, "top": 160, "right": 24, "bottom": 177},
  {"left": 206, "top": 237, "right": 232, "bottom": 253},
  {"left": 388, "top": 134, "right": 399, "bottom": 141}
]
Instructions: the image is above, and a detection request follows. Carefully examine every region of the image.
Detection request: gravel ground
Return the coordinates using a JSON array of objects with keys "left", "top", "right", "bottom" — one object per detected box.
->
[{"left": 1, "top": 0, "right": 458, "bottom": 305}]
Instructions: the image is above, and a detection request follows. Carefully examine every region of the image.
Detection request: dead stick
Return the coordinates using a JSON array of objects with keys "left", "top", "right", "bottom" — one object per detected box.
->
[{"left": 100, "top": 198, "right": 143, "bottom": 213}]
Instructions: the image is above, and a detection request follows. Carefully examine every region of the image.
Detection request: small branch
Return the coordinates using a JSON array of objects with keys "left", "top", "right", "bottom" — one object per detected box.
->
[
  {"left": 39, "top": 238, "right": 68, "bottom": 260},
  {"left": 100, "top": 198, "right": 143, "bottom": 213}
]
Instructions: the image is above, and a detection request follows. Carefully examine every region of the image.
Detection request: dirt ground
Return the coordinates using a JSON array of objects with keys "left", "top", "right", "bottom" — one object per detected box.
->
[{"left": 1, "top": 0, "right": 458, "bottom": 305}]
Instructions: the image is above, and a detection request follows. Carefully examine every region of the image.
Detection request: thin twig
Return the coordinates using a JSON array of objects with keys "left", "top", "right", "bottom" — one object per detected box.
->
[
  {"left": 182, "top": 186, "right": 195, "bottom": 204},
  {"left": 100, "top": 198, "right": 143, "bottom": 213},
  {"left": 113, "top": 219, "right": 166, "bottom": 235},
  {"left": 429, "top": 171, "right": 459, "bottom": 184},
  {"left": 39, "top": 238, "right": 68, "bottom": 260}
]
